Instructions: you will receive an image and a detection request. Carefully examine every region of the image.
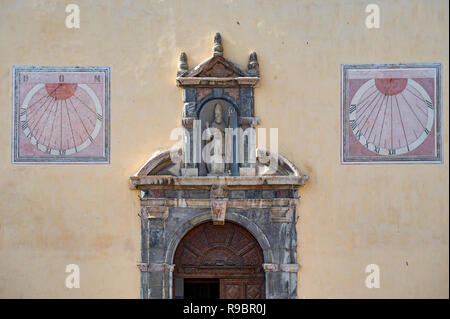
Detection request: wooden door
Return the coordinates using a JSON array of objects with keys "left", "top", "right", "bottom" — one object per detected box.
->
[
  {"left": 220, "top": 279, "right": 265, "bottom": 299},
  {"left": 173, "top": 221, "right": 265, "bottom": 299}
]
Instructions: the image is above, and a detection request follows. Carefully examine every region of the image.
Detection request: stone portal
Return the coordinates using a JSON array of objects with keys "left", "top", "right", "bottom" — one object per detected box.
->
[{"left": 130, "top": 33, "right": 309, "bottom": 299}]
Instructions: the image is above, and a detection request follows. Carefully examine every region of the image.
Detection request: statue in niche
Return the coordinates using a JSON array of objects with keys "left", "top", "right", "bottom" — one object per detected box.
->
[{"left": 205, "top": 102, "right": 232, "bottom": 175}]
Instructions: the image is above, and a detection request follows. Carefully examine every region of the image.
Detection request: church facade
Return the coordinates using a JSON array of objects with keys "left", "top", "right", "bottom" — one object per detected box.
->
[{"left": 0, "top": 0, "right": 448, "bottom": 299}]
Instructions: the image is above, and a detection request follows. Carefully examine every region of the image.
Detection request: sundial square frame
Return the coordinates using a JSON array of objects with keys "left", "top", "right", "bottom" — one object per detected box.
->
[
  {"left": 341, "top": 63, "right": 443, "bottom": 164},
  {"left": 11, "top": 65, "right": 111, "bottom": 164}
]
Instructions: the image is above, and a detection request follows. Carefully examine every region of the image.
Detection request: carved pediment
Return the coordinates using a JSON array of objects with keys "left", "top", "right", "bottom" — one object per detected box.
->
[
  {"left": 133, "top": 148, "right": 303, "bottom": 178},
  {"left": 176, "top": 32, "right": 260, "bottom": 87},
  {"left": 184, "top": 55, "right": 247, "bottom": 78},
  {"left": 129, "top": 148, "right": 309, "bottom": 189}
]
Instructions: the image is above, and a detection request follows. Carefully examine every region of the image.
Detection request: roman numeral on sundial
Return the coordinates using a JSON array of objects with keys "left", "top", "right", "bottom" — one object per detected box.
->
[
  {"left": 21, "top": 120, "right": 28, "bottom": 130},
  {"left": 425, "top": 100, "right": 433, "bottom": 109},
  {"left": 350, "top": 104, "right": 357, "bottom": 113},
  {"left": 350, "top": 120, "right": 357, "bottom": 130}
]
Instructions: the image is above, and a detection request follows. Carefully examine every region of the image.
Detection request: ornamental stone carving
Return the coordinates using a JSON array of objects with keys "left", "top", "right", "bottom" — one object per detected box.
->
[{"left": 130, "top": 33, "right": 309, "bottom": 299}]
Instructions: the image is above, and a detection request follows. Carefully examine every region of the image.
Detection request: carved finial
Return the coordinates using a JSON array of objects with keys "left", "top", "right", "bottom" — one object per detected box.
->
[
  {"left": 247, "top": 52, "right": 259, "bottom": 76},
  {"left": 177, "top": 52, "right": 188, "bottom": 76},
  {"left": 213, "top": 32, "right": 223, "bottom": 56}
]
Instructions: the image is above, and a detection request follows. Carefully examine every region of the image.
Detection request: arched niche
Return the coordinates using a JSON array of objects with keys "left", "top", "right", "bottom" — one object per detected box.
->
[{"left": 198, "top": 98, "right": 239, "bottom": 176}]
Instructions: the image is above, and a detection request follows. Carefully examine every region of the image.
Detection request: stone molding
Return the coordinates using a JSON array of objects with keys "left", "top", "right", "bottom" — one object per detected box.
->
[
  {"left": 140, "top": 198, "right": 298, "bottom": 223},
  {"left": 142, "top": 206, "right": 169, "bottom": 220},
  {"left": 140, "top": 198, "right": 297, "bottom": 210},
  {"left": 239, "top": 117, "right": 260, "bottom": 126},
  {"left": 262, "top": 263, "right": 300, "bottom": 273},
  {"left": 130, "top": 175, "right": 308, "bottom": 189},
  {"left": 239, "top": 167, "right": 256, "bottom": 176},
  {"left": 137, "top": 263, "right": 175, "bottom": 272},
  {"left": 181, "top": 167, "right": 198, "bottom": 176},
  {"left": 176, "top": 76, "right": 260, "bottom": 87},
  {"left": 270, "top": 206, "right": 294, "bottom": 222}
]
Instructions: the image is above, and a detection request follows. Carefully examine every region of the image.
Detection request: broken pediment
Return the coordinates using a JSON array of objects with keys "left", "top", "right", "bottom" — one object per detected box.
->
[
  {"left": 176, "top": 32, "right": 259, "bottom": 87},
  {"left": 129, "top": 31, "right": 309, "bottom": 188},
  {"left": 129, "top": 148, "right": 309, "bottom": 189}
]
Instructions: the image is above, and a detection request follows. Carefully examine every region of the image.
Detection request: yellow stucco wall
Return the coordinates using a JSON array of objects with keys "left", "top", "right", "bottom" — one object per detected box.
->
[{"left": 0, "top": 0, "right": 448, "bottom": 298}]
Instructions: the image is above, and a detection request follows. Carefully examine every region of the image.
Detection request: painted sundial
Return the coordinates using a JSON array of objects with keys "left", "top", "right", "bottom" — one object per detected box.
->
[
  {"left": 341, "top": 63, "right": 442, "bottom": 164},
  {"left": 12, "top": 66, "right": 110, "bottom": 163}
]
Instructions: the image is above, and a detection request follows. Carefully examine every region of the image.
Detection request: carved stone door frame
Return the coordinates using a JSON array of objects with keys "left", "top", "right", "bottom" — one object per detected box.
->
[{"left": 173, "top": 221, "right": 265, "bottom": 299}]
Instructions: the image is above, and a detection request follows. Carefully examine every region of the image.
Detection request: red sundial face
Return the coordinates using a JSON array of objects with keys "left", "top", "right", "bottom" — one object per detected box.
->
[
  {"left": 374, "top": 78, "right": 407, "bottom": 95},
  {"left": 45, "top": 83, "right": 78, "bottom": 100},
  {"left": 13, "top": 67, "right": 110, "bottom": 163},
  {"left": 342, "top": 64, "right": 442, "bottom": 163}
]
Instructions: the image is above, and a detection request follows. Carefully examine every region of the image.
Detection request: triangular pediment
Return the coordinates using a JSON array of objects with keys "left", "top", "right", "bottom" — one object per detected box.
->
[
  {"left": 183, "top": 55, "right": 248, "bottom": 78},
  {"left": 176, "top": 33, "right": 260, "bottom": 87}
]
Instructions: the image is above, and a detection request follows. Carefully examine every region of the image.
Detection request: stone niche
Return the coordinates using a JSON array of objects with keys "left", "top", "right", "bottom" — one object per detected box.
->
[{"left": 129, "top": 33, "right": 309, "bottom": 299}]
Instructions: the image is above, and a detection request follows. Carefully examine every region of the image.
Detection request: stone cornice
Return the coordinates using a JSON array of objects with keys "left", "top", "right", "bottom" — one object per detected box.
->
[
  {"left": 130, "top": 175, "right": 309, "bottom": 190},
  {"left": 176, "top": 76, "right": 260, "bottom": 87},
  {"left": 140, "top": 197, "right": 297, "bottom": 222},
  {"left": 137, "top": 263, "right": 175, "bottom": 272},
  {"left": 263, "top": 263, "right": 300, "bottom": 273},
  {"left": 140, "top": 198, "right": 296, "bottom": 209}
]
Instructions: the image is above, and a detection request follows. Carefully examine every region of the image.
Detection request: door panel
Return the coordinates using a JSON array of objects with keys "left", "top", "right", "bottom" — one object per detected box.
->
[
  {"left": 220, "top": 280, "right": 245, "bottom": 299},
  {"left": 220, "top": 279, "right": 264, "bottom": 299},
  {"left": 246, "top": 282, "right": 264, "bottom": 299}
]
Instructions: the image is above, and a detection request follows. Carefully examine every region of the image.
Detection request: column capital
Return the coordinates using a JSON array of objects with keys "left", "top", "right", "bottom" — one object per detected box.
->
[
  {"left": 137, "top": 263, "right": 175, "bottom": 272},
  {"left": 263, "top": 263, "right": 300, "bottom": 272}
]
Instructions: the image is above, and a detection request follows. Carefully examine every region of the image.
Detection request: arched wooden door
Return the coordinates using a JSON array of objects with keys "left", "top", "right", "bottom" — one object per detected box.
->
[{"left": 173, "top": 221, "right": 265, "bottom": 299}]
